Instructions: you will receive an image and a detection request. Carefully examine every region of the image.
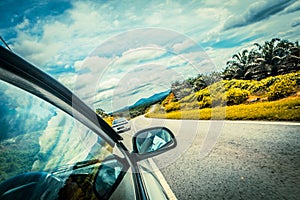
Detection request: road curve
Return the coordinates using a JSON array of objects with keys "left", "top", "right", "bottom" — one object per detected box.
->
[{"left": 123, "top": 116, "right": 300, "bottom": 199}]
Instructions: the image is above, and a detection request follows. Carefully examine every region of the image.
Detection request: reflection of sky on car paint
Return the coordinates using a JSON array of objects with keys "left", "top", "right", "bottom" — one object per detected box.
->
[{"left": 1, "top": 0, "right": 299, "bottom": 112}]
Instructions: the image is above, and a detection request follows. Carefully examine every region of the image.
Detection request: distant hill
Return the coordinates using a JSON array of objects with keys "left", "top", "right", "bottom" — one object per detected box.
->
[
  {"left": 130, "top": 90, "right": 170, "bottom": 108},
  {"left": 111, "top": 90, "right": 170, "bottom": 117}
]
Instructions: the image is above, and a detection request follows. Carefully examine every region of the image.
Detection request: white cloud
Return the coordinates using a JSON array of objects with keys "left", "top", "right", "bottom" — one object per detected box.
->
[
  {"left": 58, "top": 73, "right": 78, "bottom": 89},
  {"left": 79, "top": 56, "right": 112, "bottom": 73},
  {"left": 74, "top": 59, "right": 84, "bottom": 71},
  {"left": 93, "top": 89, "right": 115, "bottom": 101},
  {"left": 8, "top": 1, "right": 226, "bottom": 70},
  {"left": 145, "top": 12, "right": 162, "bottom": 25},
  {"left": 84, "top": 50, "right": 199, "bottom": 111},
  {"left": 16, "top": 18, "right": 30, "bottom": 29},
  {"left": 291, "top": 17, "right": 300, "bottom": 27},
  {"left": 172, "top": 40, "right": 195, "bottom": 53},
  {"left": 283, "top": 0, "right": 300, "bottom": 13},
  {"left": 223, "top": 0, "right": 296, "bottom": 30},
  {"left": 204, "top": 47, "right": 239, "bottom": 70},
  {"left": 113, "top": 47, "right": 166, "bottom": 68},
  {"left": 97, "top": 78, "right": 120, "bottom": 91}
]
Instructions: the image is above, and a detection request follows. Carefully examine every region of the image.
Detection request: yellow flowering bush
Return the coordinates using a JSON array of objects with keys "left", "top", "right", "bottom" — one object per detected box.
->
[{"left": 267, "top": 79, "right": 297, "bottom": 100}]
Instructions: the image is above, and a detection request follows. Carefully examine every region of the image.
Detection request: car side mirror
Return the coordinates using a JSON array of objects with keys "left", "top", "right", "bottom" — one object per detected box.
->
[{"left": 132, "top": 127, "right": 177, "bottom": 160}]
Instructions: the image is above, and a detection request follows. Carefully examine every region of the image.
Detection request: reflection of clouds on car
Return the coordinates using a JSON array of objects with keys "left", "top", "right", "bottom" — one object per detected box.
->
[
  {"left": 151, "top": 134, "right": 167, "bottom": 151},
  {"left": 94, "top": 159, "right": 123, "bottom": 198},
  {"left": 136, "top": 128, "right": 172, "bottom": 153},
  {"left": 112, "top": 118, "right": 131, "bottom": 133}
]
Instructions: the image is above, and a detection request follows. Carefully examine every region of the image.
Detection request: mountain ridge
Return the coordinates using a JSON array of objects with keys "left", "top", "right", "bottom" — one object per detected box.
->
[{"left": 110, "top": 90, "right": 170, "bottom": 115}]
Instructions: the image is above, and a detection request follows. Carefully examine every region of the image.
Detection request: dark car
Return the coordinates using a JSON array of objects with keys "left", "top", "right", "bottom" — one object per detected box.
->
[{"left": 0, "top": 46, "right": 177, "bottom": 200}]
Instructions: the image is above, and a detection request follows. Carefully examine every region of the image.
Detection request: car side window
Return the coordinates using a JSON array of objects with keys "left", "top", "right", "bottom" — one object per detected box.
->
[
  {"left": 109, "top": 168, "right": 136, "bottom": 200},
  {"left": 0, "top": 80, "right": 119, "bottom": 198}
]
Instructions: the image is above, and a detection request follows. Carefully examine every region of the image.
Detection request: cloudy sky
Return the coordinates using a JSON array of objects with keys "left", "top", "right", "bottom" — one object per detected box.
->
[{"left": 1, "top": 0, "right": 299, "bottom": 112}]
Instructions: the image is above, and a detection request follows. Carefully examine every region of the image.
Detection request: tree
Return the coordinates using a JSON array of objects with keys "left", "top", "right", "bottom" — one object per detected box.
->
[
  {"left": 252, "top": 38, "right": 300, "bottom": 77},
  {"left": 96, "top": 108, "right": 108, "bottom": 118},
  {"left": 192, "top": 75, "right": 207, "bottom": 92},
  {"left": 222, "top": 49, "right": 255, "bottom": 80},
  {"left": 171, "top": 79, "right": 195, "bottom": 100},
  {"left": 223, "top": 38, "right": 300, "bottom": 81}
]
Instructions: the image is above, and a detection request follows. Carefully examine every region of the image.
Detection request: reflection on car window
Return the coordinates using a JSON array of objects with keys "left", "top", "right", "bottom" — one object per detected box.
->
[
  {"left": 0, "top": 80, "right": 112, "bottom": 182},
  {"left": 94, "top": 157, "right": 123, "bottom": 198},
  {"left": 136, "top": 129, "right": 172, "bottom": 153}
]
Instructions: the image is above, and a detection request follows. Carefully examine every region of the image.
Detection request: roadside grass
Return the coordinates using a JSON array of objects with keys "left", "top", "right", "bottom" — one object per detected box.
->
[
  {"left": 103, "top": 116, "right": 114, "bottom": 126},
  {"left": 145, "top": 96, "right": 300, "bottom": 121}
]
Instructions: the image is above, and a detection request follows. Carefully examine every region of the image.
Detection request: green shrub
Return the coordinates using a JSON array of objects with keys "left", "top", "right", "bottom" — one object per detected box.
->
[
  {"left": 159, "top": 71, "right": 300, "bottom": 113},
  {"left": 147, "top": 97, "right": 300, "bottom": 121},
  {"left": 161, "top": 93, "right": 176, "bottom": 106},
  {"left": 198, "top": 96, "right": 212, "bottom": 109},
  {"left": 164, "top": 102, "right": 181, "bottom": 112},
  {"left": 211, "top": 91, "right": 226, "bottom": 106},
  {"left": 195, "top": 88, "right": 210, "bottom": 102},
  {"left": 194, "top": 87, "right": 225, "bottom": 108},
  {"left": 267, "top": 79, "right": 297, "bottom": 101},
  {"left": 226, "top": 88, "right": 250, "bottom": 105}
]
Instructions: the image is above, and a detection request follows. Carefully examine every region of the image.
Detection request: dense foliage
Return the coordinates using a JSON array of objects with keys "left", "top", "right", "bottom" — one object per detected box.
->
[
  {"left": 0, "top": 132, "right": 40, "bottom": 182},
  {"left": 146, "top": 97, "right": 300, "bottom": 121},
  {"left": 160, "top": 71, "right": 300, "bottom": 112},
  {"left": 171, "top": 72, "right": 222, "bottom": 100},
  {"left": 169, "top": 38, "right": 299, "bottom": 101},
  {"left": 267, "top": 79, "right": 297, "bottom": 101},
  {"left": 223, "top": 38, "right": 299, "bottom": 80}
]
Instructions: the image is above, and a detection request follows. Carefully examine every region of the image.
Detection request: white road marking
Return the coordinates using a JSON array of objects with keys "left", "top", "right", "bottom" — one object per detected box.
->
[{"left": 148, "top": 158, "right": 177, "bottom": 200}]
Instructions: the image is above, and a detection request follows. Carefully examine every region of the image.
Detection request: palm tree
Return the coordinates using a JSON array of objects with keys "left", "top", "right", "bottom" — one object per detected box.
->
[
  {"left": 252, "top": 38, "right": 299, "bottom": 76},
  {"left": 224, "top": 38, "right": 300, "bottom": 81},
  {"left": 282, "top": 40, "right": 300, "bottom": 73},
  {"left": 222, "top": 49, "right": 257, "bottom": 80}
]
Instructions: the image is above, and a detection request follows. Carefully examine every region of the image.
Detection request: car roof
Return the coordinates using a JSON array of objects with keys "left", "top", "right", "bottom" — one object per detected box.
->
[{"left": 0, "top": 46, "right": 123, "bottom": 146}]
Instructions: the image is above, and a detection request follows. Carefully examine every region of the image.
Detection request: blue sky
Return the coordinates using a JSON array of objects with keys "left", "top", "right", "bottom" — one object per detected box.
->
[{"left": 1, "top": 0, "right": 300, "bottom": 112}]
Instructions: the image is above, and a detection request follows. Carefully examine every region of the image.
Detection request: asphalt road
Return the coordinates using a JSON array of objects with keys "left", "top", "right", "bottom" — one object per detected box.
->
[{"left": 121, "top": 116, "right": 300, "bottom": 200}]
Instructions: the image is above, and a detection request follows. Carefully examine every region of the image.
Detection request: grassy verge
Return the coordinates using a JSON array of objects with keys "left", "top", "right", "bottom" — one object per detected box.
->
[
  {"left": 145, "top": 97, "right": 300, "bottom": 121},
  {"left": 103, "top": 116, "right": 114, "bottom": 126}
]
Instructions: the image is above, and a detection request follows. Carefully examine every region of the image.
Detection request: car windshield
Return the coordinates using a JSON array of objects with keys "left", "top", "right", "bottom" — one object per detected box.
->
[
  {"left": 0, "top": 80, "right": 113, "bottom": 182},
  {"left": 113, "top": 118, "right": 127, "bottom": 124}
]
